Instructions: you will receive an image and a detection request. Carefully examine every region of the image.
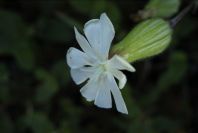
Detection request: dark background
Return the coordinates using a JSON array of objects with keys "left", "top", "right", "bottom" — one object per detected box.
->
[{"left": 0, "top": 0, "right": 197, "bottom": 133}]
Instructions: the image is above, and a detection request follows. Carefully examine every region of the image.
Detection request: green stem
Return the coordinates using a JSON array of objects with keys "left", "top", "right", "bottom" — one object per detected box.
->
[{"left": 170, "top": 2, "right": 194, "bottom": 28}]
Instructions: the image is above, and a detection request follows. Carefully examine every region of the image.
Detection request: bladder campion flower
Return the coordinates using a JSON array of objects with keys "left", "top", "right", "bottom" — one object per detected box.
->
[{"left": 66, "top": 13, "right": 135, "bottom": 114}]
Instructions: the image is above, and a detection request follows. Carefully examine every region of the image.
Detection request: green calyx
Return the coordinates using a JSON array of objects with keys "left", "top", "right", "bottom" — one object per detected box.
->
[{"left": 111, "top": 18, "right": 172, "bottom": 63}]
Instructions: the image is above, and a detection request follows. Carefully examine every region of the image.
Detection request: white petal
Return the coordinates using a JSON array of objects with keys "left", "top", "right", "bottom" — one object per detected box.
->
[
  {"left": 70, "top": 67, "right": 96, "bottom": 85},
  {"left": 111, "top": 69, "right": 127, "bottom": 89},
  {"left": 109, "top": 55, "right": 136, "bottom": 72},
  {"left": 80, "top": 72, "right": 101, "bottom": 101},
  {"left": 66, "top": 47, "right": 92, "bottom": 69},
  {"left": 84, "top": 13, "right": 115, "bottom": 59},
  {"left": 94, "top": 74, "right": 112, "bottom": 108},
  {"left": 107, "top": 73, "right": 128, "bottom": 114},
  {"left": 74, "top": 27, "right": 96, "bottom": 58}
]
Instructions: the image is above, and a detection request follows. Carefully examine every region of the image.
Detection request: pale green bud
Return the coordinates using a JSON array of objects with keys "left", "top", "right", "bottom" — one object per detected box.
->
[
  {"left": 139, "top": 0, "right": 180, "bottom": 19},
  {"left": 111, "top": 19, "right": 172, "bottom": 63}
]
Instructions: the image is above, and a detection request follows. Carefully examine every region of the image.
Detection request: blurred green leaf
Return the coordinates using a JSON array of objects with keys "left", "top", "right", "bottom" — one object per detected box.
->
[
  {"left": 34, "top": 69, "right": 59, "bottom": 103},
  {"left": 157, "top": 51, "right": 187, "bottom": 88},
  {"left": 58, "top": 121, "right": 72, "bottom": 133},
  {"left": 60, "top": 98, "right": 82, "bottom": 118},
  {"left": 0, "top": 63, "right": 10, "bottom": 102},
  {"left": 0, "top": 10, "right": 35, "bottom": 70},
  {"left": 0, "top": 113, "right": 14, "bottom": 133},
  {"left": 56, "top": 12, "right": 83, "bottom": 29},
  {"left": 122, "top": 86, "right": 155, "bottom": 133},
  {"left": 122, "top": 84, "right": 141, "bottom": 118},
  {"left": 69, "top": 0, "right": 121, "bottom": 30},
  {"left": 13, "top": 41, "right": 35, "bottom": 70},
  {"left": 18, "top": 0, "right": 66, "bottom": 15},
  {"left": 195, "top": 0, "right": 198, "bottom": 10},
  {"left": 60, "top": 99, "right": 82, "bottom": 133},
  {"left": 51, "top": 60, "right": 70, "bottom": 86},
  {"left": 142, "top": 51, "right": 188, "bottom": 105},
  {"left": 19, "top": 111, "right": 54, "bottom": 133},
  {"left": 113, "top": 84, "right": 147, "bottom": 132},
  {"left": 171, "top": 18, "right": 197, "bottom": 46},
  {"left": 0, "top": 63, "right": 9, "bottom": 82},
  {"left": 105, "top": 2, "right": 121, "bottom": 31},
  {"left": 128, "top": 117, "right": 155, "bottom": 133},
  {"left": 0, "top": 10, "right": 27, "bottom": 49},
  {"left": 36, "top": 17, "right": 73, "bottom": 42},
  {"left": 69, "top": 0, "right": 93, "bottom": 14},
  {"left": 174, "top": 17, "right": 198, "bottom": 39},
  {"left": 151, "top": 117, "right": 179, "bottom": 133},
  {"left": 36, "top": 0, "right": 65, "bottom": 14},
  {"left": 90, "top": 0, "right": 106, "bottom": 17}
]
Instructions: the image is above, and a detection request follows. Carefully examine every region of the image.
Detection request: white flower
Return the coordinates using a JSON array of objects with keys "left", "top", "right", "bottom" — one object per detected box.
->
[{"left": 66, "top": 13, "right": 135, "bottom": 114}]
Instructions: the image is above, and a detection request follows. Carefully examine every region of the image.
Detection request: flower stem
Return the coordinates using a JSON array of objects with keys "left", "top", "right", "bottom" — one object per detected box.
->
[{"left": 170, "top": 2, "right": 194, "bottom": 28}]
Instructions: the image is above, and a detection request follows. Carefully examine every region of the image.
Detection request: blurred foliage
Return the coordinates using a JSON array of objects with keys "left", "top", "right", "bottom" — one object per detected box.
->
[
  {"left": 141, "top": 51, "right": 188, "bottom": 106},
  {"left": 0, "top": 0, "right": 197, "bottom": 133},
  {"left": 69, "top": 0, "right": 121, "bottom": 30},
  {"left": 0, "top": 63, "right": 10, "bottom": 102},
  {"left": 36, "top": 17, "right": 73, "bottom": 42},
  {"left": 0, "top": 10, "right": 35, "bottom": 70},
  {"left": 34, "top": 69, "right": 59, "bottom": 103},
  {"left": 18, "top": 111, "right": 55, "bottom": 133}
]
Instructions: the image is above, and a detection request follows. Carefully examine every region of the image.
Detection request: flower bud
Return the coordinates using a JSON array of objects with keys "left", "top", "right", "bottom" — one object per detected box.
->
[
  {"left": 139, "top": 0, "right": 180, "bottom": 19},
  {"left": 111, "top": 19, "right": 172, "bottom": 63}
]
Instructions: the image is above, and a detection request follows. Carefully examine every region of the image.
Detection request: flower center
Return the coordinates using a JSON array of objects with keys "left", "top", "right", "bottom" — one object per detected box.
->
[{"left": 99, "top": 61, "right": 109, "bottom": 72}]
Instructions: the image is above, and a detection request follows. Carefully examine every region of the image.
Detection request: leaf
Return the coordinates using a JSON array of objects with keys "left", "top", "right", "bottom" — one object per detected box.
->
[
  {"left": 51, "top": 60, "right": 70, "bottom": 86},
  {"left": 128, "top": 119, "right": 155, "bottom": 133},
  {"left": 0, "top": 113, "right": 14, "bottom": 133},
  {"left": 69, "top": 0, "right": 93, "bottom": 14},
  {"left": 58, "top": 121, "right": 73, "bottom": 133},
  {"left": 0, "top": 63, "right": 9, "bottom": 82},
  {"left": 36, "top": 0, "right": 66, "bottom": 14},
  {"left": 156, "top": 51, "right": 187, "bottom": 89},
  {"left": 0, "top": 10, "right": 35, "bottom": 70},
  {"left": 122, "top": 84, "right": 141, "bottom": 118},
  {"left": 0, "top": 10, "right": 27, "bottom": 47},
  {"left": 13, "top": 41, "right": 35, "bottom": 70},
  {"left": 34, "top": 69, "right": 59, "bottom": 103},
  {"left": 0, "top": 63, "right": 10, "bottom": 102},
  {"left": 69, "top": 0, "right": 121, "bottom": 30},
  {"left": 56, "top": 12, "right": 83, "bottom": 29},
  {"left": 36, "top": 17, "right": 73, "bottom": 42},
  {"left": 60, "top": 98, "right": 82, "bottom": 117},
  {"left": 59, "top": 99, "right": 82, "bottom": 133},
  {"left": 142, "top": 51, "right": 188, "bottom": 105},
  {"left": 174, "top": 17, "right": 198, "bottom": 39},
  {"left": 19, "top": 111, "right": 54, "bottom": 133},
  {"left": 151, "top": 117, "right": 179, "bottom": 133}
]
